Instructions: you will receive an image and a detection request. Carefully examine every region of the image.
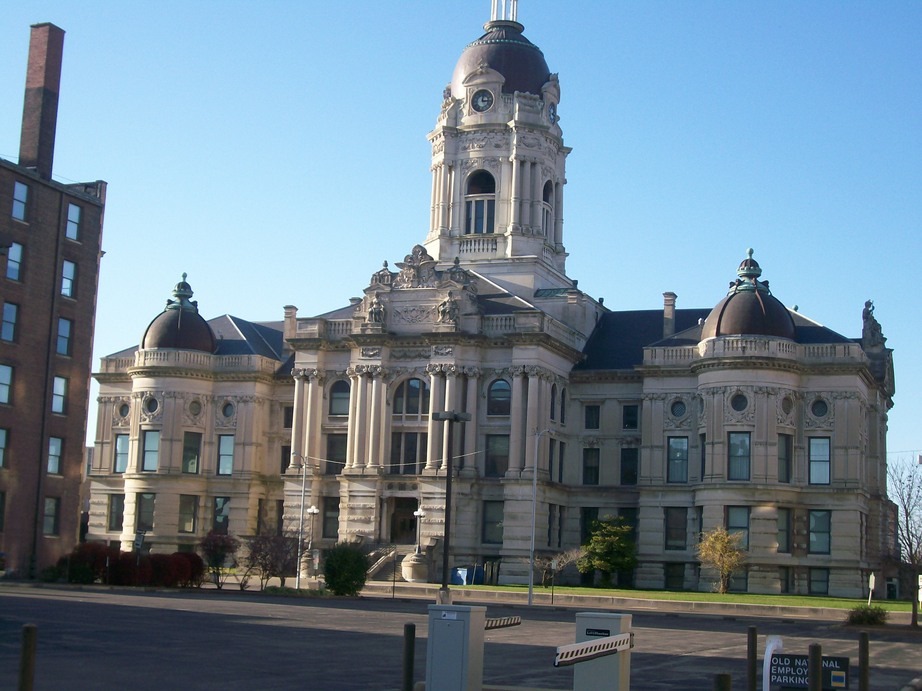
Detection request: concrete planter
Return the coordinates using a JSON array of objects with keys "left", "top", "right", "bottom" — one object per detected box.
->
[{"left": 401, "top": 551, "right": 429, "bottom": 583}]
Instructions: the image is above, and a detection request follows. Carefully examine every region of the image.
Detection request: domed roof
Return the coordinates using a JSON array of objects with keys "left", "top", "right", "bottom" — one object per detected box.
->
[
  {"left": 700, "top": 250, "right": 796, "bottom": 341},
  {"left": 450, "top": 20, "right": 550, "bottom": 99},
  {"left": 140, "top": 274, "right": 216, "bottom": 353}
]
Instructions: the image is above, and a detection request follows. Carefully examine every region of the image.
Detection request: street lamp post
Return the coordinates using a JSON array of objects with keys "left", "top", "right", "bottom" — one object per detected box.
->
[
  {"left": 528, "top": 429, "right": 551, "bottom": 606},
  {"left": 294, "top": 455, "right": 310, "bottom": 590},
  {"left": 432, "top": 410, "right": 471, "bottom": 603},
  {"left": 306, "top": 505, "right": 320, "bottom": 573},
  {"left": 413, "top": 508, "right": 426, "bottom": 553}
]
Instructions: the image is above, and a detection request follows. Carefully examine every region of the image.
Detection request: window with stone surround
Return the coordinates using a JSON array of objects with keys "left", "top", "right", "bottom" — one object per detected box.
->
[
  {"left": 482, "top": 500, "right": 504, "bottom": 544},
  {"left": 464, "top": 170, "right": 496, "bottom": 235},
  {"left": 809, "top": 437, "right": 831, "bottom": 484},
  {"left": 486, "top": 379, "right": 510, "bottom": 416},
  {"left": 727, "top": 432, "right": 750, "bottom": 481},
  {"left": 667, "top": 437, "right": 688, "bottom": 483},
  {"left": 664, "top": 507, "right": 687, "bottom": 550}
]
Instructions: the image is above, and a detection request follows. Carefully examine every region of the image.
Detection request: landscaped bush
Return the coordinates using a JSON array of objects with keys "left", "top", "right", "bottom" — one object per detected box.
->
[
  {"left": 67, "top": 542, "right": 119, "bottom": 583},
  {"left": 846, "top": 605, "right": 888, "bottom": 626},
  {"left": 172, "top": 552, "right": 205, "bottom": 588},
  {"left": 149, "top": 554, "right": 180, "bottom": 587},
  {"left": 110, "top": 551, "right": 152, "bottom": 586},
  {"left": 322, "top": 543, "right": 369, "bottom": 596}
]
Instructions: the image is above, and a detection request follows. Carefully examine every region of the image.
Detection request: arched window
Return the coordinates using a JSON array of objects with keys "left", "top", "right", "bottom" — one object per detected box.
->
[
  {"left": 393, "top": 378, "right": 430, "bottom": 418},
  {"left": 465, "top": 170, "right": 496, "bottom": 235},
  {"left": 542, "top": 180, "right": 554, "bottom": 237},
  {"left": 550, "top": 384, "right": 557, "bottom": 421},
  {"left": 329, "top": 380, "right": 350, "bottom": 416},
  {"left": 487, "top": 379, "right": 511, "bottom": 416}
]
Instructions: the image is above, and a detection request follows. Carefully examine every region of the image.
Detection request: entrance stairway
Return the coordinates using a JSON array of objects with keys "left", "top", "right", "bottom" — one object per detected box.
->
[{"left": 367, "top": 544, "right": 419, "bottom": 582}]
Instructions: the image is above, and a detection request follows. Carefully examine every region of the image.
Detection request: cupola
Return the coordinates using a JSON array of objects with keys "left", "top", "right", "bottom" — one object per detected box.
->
[{"left": 140, "top": 274, "right": 216, "bottom": 352}]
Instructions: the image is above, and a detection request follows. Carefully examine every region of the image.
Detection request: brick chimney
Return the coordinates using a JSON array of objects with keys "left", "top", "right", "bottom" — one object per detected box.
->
[
  {"left": 19, "top": 23, "right": 65, "bottom": 180},
  {"left": 663, "top": 292, "right": 677, "bottom": 339}
]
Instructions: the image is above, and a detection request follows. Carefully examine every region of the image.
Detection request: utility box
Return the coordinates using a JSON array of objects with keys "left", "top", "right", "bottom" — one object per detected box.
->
[
  {"left": 573, "top": 612, "right": 632, "bottom": 691},
  {"left": 425, "top": 604, "right": 486, "bottom": 691}
]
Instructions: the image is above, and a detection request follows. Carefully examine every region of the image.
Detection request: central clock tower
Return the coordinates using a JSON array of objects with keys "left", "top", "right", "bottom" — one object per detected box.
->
[{"left": 424, "top": 5, "right": 572, "bottom": 298}]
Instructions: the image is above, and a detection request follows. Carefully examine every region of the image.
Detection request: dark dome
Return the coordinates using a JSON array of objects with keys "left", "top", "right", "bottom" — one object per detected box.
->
[
  {"left": 141, "top": 274, "right": 216, "bottom": 352},
  {"left": 700, "top": 250, "right": 796, "bottom": 340},
  {"left": 450, "top": 20, "right": 550, "bottom": 98}
]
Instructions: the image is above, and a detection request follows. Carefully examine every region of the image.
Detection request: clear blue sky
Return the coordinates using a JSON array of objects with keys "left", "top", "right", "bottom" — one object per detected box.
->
[{"left": 0, "top": 1, "right": 918, "bottom": 459}]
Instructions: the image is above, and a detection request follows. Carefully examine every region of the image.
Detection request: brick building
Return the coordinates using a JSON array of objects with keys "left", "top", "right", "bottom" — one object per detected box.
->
[{"left": 0, "top": 23, "right": 106, "bottom": 576}]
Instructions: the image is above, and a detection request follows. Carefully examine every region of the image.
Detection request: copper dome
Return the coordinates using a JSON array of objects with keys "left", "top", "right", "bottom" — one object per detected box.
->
[
  {"left": 700, "top": 250, "right": 796, "bottom": 341},
  {"left": 140, "top": 274, "right": 216, "bottom": 353},
  {"left": 450, "top": 20, "right": 550, "bottom": 98}
]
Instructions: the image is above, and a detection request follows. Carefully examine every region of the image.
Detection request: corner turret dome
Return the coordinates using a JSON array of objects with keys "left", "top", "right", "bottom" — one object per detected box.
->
[
  {"left": 450, "top": 19, "right": 550, "bottom": 99},
  {"left": 700, "top": 250, "right": 796, "bottom": 341},
  {"left": 141, "top": 274, "right": 216, "bottom": 352}
]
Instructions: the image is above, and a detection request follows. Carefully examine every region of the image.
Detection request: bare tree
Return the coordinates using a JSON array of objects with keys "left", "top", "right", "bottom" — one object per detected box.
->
[
  {"left": 888, "top": 459, "right": 922, "bottom": 627},
  {"left": 534, "top": 547, "right": 584, "bottom": 587},
  {"left": 697, "top": 526, "right": 745, "bottom": 594}
]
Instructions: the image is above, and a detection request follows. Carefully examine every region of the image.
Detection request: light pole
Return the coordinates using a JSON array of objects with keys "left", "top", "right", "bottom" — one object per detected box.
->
[
  {"left": 432, "top": 410, "right": 472, "bottom": 603},
  {"left": 528, "top": 428, "right": 551, "bottom": 606},
  {"left": 413, "top": 508, "right": 426, "bottom": 553},
  {"left": 306, "top": 505, "right": 320, "bottom": 571}
]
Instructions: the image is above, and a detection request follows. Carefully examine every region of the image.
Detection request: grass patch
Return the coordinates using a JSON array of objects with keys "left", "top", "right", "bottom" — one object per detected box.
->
[
  {"left": 460, "top": 584, "right": 912, "bottom": 612},
  {"left": 263, "top": 585, "right": 327, "bottom": 598}
]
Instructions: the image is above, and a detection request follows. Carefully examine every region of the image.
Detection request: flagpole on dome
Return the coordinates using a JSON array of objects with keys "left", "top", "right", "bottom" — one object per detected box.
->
[{"left": 491, "top": 0, "right": 518, "bottom": 22}]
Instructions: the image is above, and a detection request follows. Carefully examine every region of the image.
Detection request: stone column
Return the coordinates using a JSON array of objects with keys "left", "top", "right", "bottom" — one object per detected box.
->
[
  {"left": 462, "top": 368, "right": 480, "bottom": 472},
  {"left": 520, "top": 159, "right": 532, "bottom": 230},
  {"left": 442, "top": 367, "right": 459, "bottom": 466},
  {"left": 439, "top": 164, "right": 450, "bottom": 232},
  {"left": 290, "top": 370, "right": 307, "bottom": 469},
  {"left": 554, "top": 182, "right": 564, "bottom": 248},
  {"left": 523, "top": 368, "right": 540, "bottom": 476},
  {"left": 425, "top": 366, "right": 445, "bottom": 471},
  {"left": 509, "top": 156, "right": 521, "bottom": 229},
  {"left": 345, "top": 368, "right": 360, "bottom": 469},
  {"left": 353, "top": 369, "right": 369, "bottom": 469},
  {"left": 430, "top": 163, "right": 439, "bottom": 233},
  {"left": 367, "top": 368, "right": 384, "bottom": 469},
  {"left": 452, "top": 164, "right": 463, "bottom": 235},
  {"left": 509, "top": 367, "right": 526, "bottom": 474}
]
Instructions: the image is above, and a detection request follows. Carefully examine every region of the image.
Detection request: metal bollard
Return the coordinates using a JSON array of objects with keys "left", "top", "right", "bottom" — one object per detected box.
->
[
  {"left": 19, "top": 623, "right": 37, "bottom": 691},
  {"left": 808, "top": 643, "right": 822, "bottom": 691},
  {"left": 747, "top": 626, "right": 757, "bottom": 691},
  {"left": 402, "top": 622, "right": 416, "bottom": 691},
  {"left": 713, "top": 673, "right": 732, "bottom": 690},
  {"left": 858, "top": 631, "right": 869, "bottom": 691}
]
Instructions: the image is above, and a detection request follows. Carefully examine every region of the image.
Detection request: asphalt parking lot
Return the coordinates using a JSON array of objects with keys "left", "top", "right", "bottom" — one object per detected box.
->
[{"left": 1, "top": 585, "right": 919, "bottom": 690}]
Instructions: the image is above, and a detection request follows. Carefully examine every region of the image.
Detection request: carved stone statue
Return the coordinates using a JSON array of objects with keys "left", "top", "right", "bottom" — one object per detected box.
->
[
  {"left": 862, "top": 299, "right": 886, "bottom": 347},
  {"left": 367, "top": 293, "right": 385, "bottom": 324},
  {"left": 437, "top": 291, "right": 460, "bottom": 324}
]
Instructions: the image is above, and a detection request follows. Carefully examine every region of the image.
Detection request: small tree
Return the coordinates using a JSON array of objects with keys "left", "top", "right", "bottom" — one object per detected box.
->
[
  {"left": 697, "top": 526, "right": 745, "bottom": 594},
  {"left": 535, "top": 548, "right": 584, "bottom": 587},
  {"left": 244, "top": 534, "right": 300, "bottom": 590},
  {"left": 577, "top": 516, "right": 637, "bottom": 587},
  {"left": 199, "top": 531, "right": 240, "bottom": 589},
  {"left": 888, "top": 460, "right": 922, "bottom": 627},
  {"left": 323, "top": 542, "right": 368, "bottom": 596}
]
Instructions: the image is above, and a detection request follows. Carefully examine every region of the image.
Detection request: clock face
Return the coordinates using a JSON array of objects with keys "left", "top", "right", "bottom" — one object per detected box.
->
[
  {"left": 548, "top": 103, "right": 558, "bottom": 123},
  {"left": 472, "top": 89, "right": 494, "bottom": 113}
]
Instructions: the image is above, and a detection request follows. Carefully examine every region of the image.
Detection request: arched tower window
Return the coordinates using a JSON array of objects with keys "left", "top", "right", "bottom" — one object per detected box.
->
[
  {"left": 487, "top": 379, "right": 511, "bottom": 416},
  {"left": 542, "top": 180, "right": 554, "bottom": 238},
  {"left": 465, "top": 171, "right": 496, "bottom": 235},
  {"left": 329, "top": 380, "right": 350, "bottom": 416}
]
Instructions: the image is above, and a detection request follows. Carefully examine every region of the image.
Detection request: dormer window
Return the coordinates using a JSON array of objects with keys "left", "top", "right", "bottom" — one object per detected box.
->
[{"left": 464, "top": 171, "right": 495, "bottom": 235}]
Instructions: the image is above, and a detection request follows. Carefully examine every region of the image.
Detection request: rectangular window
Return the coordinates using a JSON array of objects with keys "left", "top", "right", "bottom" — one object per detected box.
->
[
  {"left": 182, "top": 432, "right": 202, "bottom": 474},
  {"left": 6, "top": 242, "right": 23, "bottom": 281},
  {"left": 12, "top": 181, "right": 28, "bottom": 221},
  {"left": 325, "top": 434, "right": 347, "bottom": 475},
  {"left": 1, "top": 303, "right": 17, "bottom": 342},
  {"left": 580, "top": 507, "right": 599, "bottom": 544},
  {"left": 809, "top": 510, "right": 831, "bottom": 554},
  {"left": 780, "top": 566, "right": 794, "bottom": 594},
  {"left": 485, "top": 434, "right": 510, "bottom": 477},
  {"left": 557, "top": 441, "right": 566, "bottom": 483},
  {"left": 107, "top": 494, "right": 125, "bottom": 532},
  {"left": 809, "top": 567, "right": 829, "bottom": 595},
  {"left": 283, "top": 405, "right": 294, "bottom": 429},
  {"left": 389, "top": 431, "right": 427, "bottom": 475},
  {"left": 729, "top": 568, "right": 749, "bottom": 593},
  {"left": 276, "top": 499, "right": 285, "bottom": 536},
  {"left": 47, "top": 436, "right": 63, "bottom": 474},
  {"left": 582, "top": 447, "right": 600, "bottom": 485},
  {"left": 61, "top": 260, "right": 77, "bottom": 298},
  {"left": 620, "top": 447, "right": 638, "bottom": 485},
  {"left": 179, "top": 495, "right": 197, "bottom": 533},
  {"left": 664, "top": 563, "right": 685, "bottom": 590},
  {"left": 809, "top": 437, "right": 831, "bottom": 484},
  {"left": 141, "top": 430, "right": 160, "bottom": 472},
  {"left": 482, "top": 500, "right": 504, "bottom": 544},
  {"left": 727, "top": 432, "right": 751, "bottom": 481},
  {"left": 726, "top": 506, "right": 750, "bottom": 550},
  {"left": 664, "top": 507, "right": 687, "bottom": 550},
  {"left": 136, "top": 492, "right": 155, "bottom": 532},
  {"left": 622, "top": 404, "right": 639, "bottom": 430},
  {"left": 0, "top": 428, "right": 6, "bottom": 468},
  {"left": 217, "top": 435, "right": 234, "bottom": 475},
  {"left": 584, "top": 404, "right": 600, "bottom": 430},
  {"left": 465, "top": 198, "right": 495, "bottom": 234},
  {"left": 548, "top": 438, "right": 557, "bottom": 482},
  {"left": 66, "top": 203, "right": 81, "bottom": 240},
  {"left": 213, "top": 497, "right": 230, "bottom": 534},
  {"left": 43, "top": 497, "right": 61, "bottom": 535},
  {"left": 0, "top": 365, "right": 11, "bottom": 404},
  {"left": 777, "top": 507, "right": 792, "bottom": 553},
  {"left": 322, "top": 497, "right": 340, "bottom": 539},
  {"left": 56, "top": 317, "right": 73, "bottom": 356},
  {"left": 113, "top": 434, "right": 129, "bottom": 473},
  {"left": 667, "top": 437, "right": 688, "bottom": 483},
  {"left": 778, "top": 433, "right": 792, "bottom": 483},
  {"left": 51, "top": 376, "right": 67, "bottom": 413},
  {"left": 280, "top": 444, "right": 291, "bottom": 474}
]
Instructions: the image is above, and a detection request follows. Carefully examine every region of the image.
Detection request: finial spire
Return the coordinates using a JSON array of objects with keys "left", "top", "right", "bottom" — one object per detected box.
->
[{"left": 491, "top": 0, "right": 518, "bottom": 22}]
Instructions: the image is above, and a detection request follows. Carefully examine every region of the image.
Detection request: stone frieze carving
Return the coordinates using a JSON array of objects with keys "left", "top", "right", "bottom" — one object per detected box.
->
[
  {"left": 361, "top": 347, "right": 382, "bottom": 359},
  {"left": 393, "top": 306, "right": 437, "bottom": 323},
  {"left": 432, "top": 345, "right": 454, "bottom": 357}
]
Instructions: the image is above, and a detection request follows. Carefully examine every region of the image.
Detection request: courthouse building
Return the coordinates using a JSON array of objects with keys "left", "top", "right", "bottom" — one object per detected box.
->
[{"left": 86, "top": 5, "right": 895, "bottom": 597}]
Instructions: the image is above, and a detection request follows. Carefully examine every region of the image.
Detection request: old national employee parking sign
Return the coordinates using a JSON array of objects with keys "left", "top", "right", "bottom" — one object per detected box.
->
[{"left": 769, "top": 654, "right": 849, "bottom": 689}]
